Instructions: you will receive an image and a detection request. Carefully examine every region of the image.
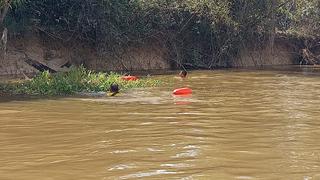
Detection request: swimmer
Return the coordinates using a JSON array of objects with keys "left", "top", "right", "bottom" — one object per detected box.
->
[
  {"left": 108, "top": 83, "right": 119, "bottom": 96},
  {"left": 179, "top": 70, "right": 187, "bottom": 78}
]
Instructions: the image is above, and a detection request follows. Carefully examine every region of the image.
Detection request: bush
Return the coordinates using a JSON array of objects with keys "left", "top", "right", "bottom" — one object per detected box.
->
[
  {"left": 4, "top": 0, "right": 320, "bottom": 68},
  {"left": 3, "top": 66, "right": 161, "bottom": 96}
]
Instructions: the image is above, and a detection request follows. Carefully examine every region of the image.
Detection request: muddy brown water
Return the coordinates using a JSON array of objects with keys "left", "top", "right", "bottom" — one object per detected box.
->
[{"left": 1, "top": 68, "right": 320, "bottom": 180}]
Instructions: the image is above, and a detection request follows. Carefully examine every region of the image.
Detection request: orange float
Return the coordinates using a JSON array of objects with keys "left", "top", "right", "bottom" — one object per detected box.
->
[
  {"left": 173, "top": 87, "right": 192, "bottom": 95},
  {"left": 121, "top": 75, "right": 138, "bottom": 81}
]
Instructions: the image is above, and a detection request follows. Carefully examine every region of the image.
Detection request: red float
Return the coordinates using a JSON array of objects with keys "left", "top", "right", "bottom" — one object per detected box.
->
[
  {"left": 121, "top": 76, "right": 138, "bottom": 81},
  {"left": 173, "top": 87, "right": 192, "bottom": 95}
]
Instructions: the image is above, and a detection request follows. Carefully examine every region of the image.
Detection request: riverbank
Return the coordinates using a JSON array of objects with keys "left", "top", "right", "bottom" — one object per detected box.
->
[
  {"left": 1, "top": 1, "right": 320, "bottom": 77},
  {"left": 2, "top": 29, "right": 320, "bottom": 77}
]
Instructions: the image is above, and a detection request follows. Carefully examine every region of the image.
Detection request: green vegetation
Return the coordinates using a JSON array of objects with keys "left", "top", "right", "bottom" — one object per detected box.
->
[
  {"left": 0, "top": 67, "right": 160, "bottom": 96},
  {"left": 2, "top": 0, "right": 320, "bottom": 68}
]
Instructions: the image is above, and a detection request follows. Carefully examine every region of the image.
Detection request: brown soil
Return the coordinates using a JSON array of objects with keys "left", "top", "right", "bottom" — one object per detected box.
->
[{"left": 0, "top": 31, "right": 311, "bottom": 76}]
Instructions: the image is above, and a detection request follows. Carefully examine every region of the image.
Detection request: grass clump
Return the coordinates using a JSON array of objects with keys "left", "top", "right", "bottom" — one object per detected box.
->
[{"left": 1, "top": 66, "right": 161, "bottom": 96}]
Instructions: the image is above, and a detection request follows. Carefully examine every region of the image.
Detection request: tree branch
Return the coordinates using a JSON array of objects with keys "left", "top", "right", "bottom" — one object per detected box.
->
[{"left": 0, "top": 0, "right": 12, "bottom": 24}]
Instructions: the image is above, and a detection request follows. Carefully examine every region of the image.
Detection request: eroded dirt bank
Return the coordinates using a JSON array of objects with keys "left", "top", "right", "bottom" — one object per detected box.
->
[
  {"left": 0, "top": 32, "right": 170, "bottom": 76},
  {"left": 0, "top": 31, "right": 317, "bottom": 77}
]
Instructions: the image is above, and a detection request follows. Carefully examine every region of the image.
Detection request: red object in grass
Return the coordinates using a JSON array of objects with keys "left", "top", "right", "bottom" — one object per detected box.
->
[
  {"left": 173, "top": 87, "right": 192, "bottom": 95},
  {"left": 121, "top": 76, "right": 138, "bottom": 81}
]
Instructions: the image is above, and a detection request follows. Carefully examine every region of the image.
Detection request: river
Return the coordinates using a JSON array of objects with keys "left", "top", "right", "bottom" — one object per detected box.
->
[{"left": 1, "top": 68, "right": 320, "bottom": 179}]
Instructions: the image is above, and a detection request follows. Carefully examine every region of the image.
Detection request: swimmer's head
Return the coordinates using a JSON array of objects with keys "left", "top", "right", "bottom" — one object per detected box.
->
[
  {"left": 179, "top": 70, "right": 187, "bottom": 78},
  {"left": 109, "top": 83, "right": 119, "bottom": 96}
]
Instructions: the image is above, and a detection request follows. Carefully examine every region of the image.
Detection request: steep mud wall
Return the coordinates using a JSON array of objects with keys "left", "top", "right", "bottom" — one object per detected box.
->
[
  {"left": 0, "top": 32, "right": 302, "bottom": 76},
  {"left": 231, "top": 38, "right": 300, "bottom": 67},
  {"left": 85, "top": 42, "right": 170, "bottom": 72},
  {"left": 0, "top": 32, "right": 171, "bottom": 76}
]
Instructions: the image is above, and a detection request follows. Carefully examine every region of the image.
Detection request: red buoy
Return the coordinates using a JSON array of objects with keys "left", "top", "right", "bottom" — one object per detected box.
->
[
  {"left": 173, "top": 87, "right": 192, "bottom": 95},
  {"left": 121, "top": 75, "right": 138, "bottom": 81}
]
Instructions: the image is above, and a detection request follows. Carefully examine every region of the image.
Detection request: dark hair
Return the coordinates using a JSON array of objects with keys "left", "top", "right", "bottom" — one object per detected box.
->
[
  {"left": 179, "top": 70, "right": 187, "bottom": 78},
  {"left": 110, "top": 83, "right": 119, "bottom": 93}
]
